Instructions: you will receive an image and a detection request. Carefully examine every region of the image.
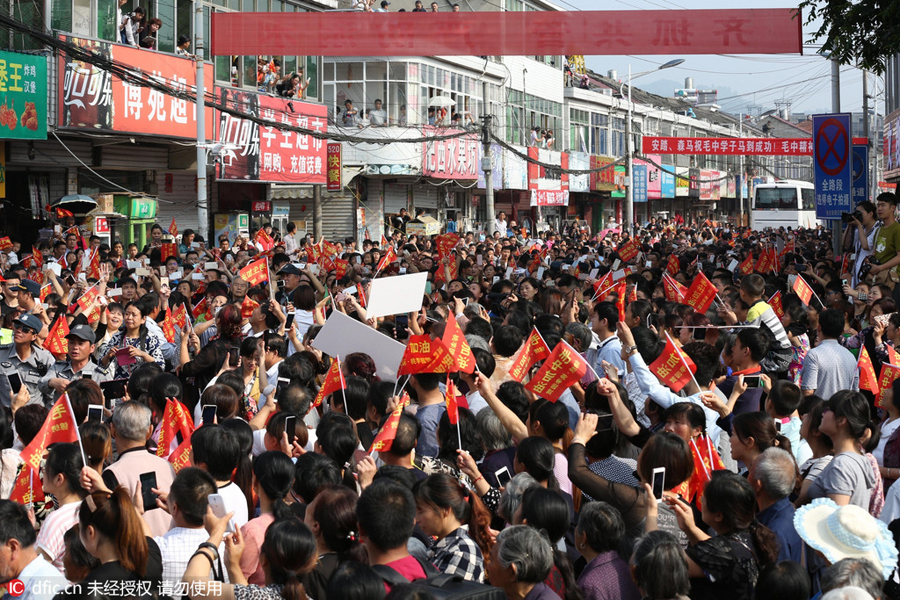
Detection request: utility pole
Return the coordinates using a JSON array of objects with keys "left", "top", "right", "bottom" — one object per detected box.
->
[
  {"left": 195, "top": 4, "right": 208, "bottom": 243},
  {"left": 313, "top": 185, "right": 322, "bottom": 240},
  {"left": 863, "top": 70, "right": 870, "bottom": 201},
  {"left": 831, "top": 59, "right": 841, "bottom": 254},
  {"left": 481, "top": 115, "right": 496, "bottom": 235},
  {"left": 738, "top": 113, "right": 744, "bottom": 227},
  {"left": 624, "top": 63, "right": 633, "bottom": 234}
]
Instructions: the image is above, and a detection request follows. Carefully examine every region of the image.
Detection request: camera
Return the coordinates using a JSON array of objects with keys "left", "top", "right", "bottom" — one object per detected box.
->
[
  {"left": 859, "top": 255, "right": 880, "bottom": 280},
  {"left": 841, "top": 211, "right": 863, "bottom": 224}
]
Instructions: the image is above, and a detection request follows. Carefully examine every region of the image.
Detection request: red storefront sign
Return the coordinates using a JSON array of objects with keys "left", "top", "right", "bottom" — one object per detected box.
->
[
  {"left": 251, "top": 201, "right": 272, "bottom": 212},
  {"left": 528, "top": 148, "right": 569, "bottom": 191},
  {"left": 211, "top": 9, "right": 802, "bottom": 57},
  {"left": 59, "top": 36, "right": 214, "bottom": 140},
  {"left": 327, "top": 143, "right": 342, "bottom": 192},
  {"left": 643, "top": 136, "right": 870, "bottom": 156},
  {"left": 216, "top": 87, "right": 327, "bottom": 184},
  {"left": 530, "top": 190, "right": 569, "bottom": 207},
  {"left": 590, "top": 156, "right": 618, "bottom": 191},
  {"left": 422, "top": 127, "right": 479, "bottom": 179}
]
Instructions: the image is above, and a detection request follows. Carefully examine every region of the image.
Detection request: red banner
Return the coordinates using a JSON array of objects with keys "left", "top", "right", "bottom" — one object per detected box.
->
[
  {"left": 508, "top": 328, "right": 552, "bottom": 382},
  {"left": 398, "top": 334, "right": 456, "bottom": 375},
  {"left": 422, "top": 128, "right": 479, "bottom": 179},
  {"left": 525, "top": 341, "right": 587, "bottom": 402},
  {"left": 649, "top": 338, "right": 697, "bottom": 393},
  {"left": 239, "top": 258, "right": 269, "bottom": 286},
  {"left": 216, "top": 87, "right": 327, "bottom": 184},
  {"left": 326, "top": 143, "right": 342, "bottom": 192},
  {"left": 211, "top": 10, "right": 803, "bottom": 57},
  {"left": 530, "top": 190, "right": 570, "bottom": 207},
  {"left": 59, "top": 36, "right": 214, "bottom": 140},
  {"left": 160, "top": 243, "right": 178, "bottom": 263},
  {"left": 642, "top": 136, "right": 869, "bottom": 155}
]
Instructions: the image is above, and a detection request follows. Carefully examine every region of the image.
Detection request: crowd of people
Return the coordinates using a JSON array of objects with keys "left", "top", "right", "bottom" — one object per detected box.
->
[{"left": 2, "top": 197, "right": 900, "bottom": 600}]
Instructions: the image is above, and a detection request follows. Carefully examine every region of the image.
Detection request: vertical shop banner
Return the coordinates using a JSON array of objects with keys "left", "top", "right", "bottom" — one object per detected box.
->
[
  {"left": 327, "top": 143, "right": 342, "bottom": 192},
  {"left": 477, "top": 143, "right": 503, "bottom": 190},
  {"left": 632, "top": 164, "right": 648, "bottom": 202},
  {"left": 504, "top": 147, "right": 528, "bottom": 190},
  {"left": 852, "top": 143, "right": 868, "bottom": 205},
  {"left": 660, "top": 166, "right": 676, "bottom": 197},
  {"left": 529, "top": 148, "right": 569, "bottom": 206},
  {"left": 0, "top": 51, "right": 47, "bottom": 140},
  {"left": 567, "top": 152, "right": 590, "bottom": 193},
  {"left": 813, "top": 113, "right": 852, "bottom": 220},
  {"left": 422, "top": 127, "right": 479, "bottom": 179},
  {"left": 59, "top": 36, "right": 213, "bottom": 139},
  {"left": 216, "top": 87, "right": 327, "bottom": 184},
  {"left": 688, "top": 167, "right": 701, "bottom": 198}
]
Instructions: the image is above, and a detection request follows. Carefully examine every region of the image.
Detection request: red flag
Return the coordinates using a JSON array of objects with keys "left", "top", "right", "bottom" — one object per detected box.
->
[
  {"left": 255, "top": 229, "right": 275, "bottom": 252},
  {"left": 441, "top": 312, "right": 475, "bottom": 374},
  {"left": 663, "top": 276, "right": 687, "bottom": 302},
  {"left": 793, "top": 276, "right": 815, "bottom": 307},
  {"left": 39, "top": 284, "right": 51, "bottom": 303},
  {"left": 43, "top": 318, "right": 69, "bottom": 355},
  {"left": 0, "top": 237, "right": 12, "bottom": 251},
  {"left": 31, "top": 247, "right": 43, "bottom": 271},
  {"left": 673, "top": 435, "right": 726, "bottom": 504},
  {"left": 434, "top": 256, "right": 459, "bottom": 285},
  {"left": 191, "top": 297, "right": 209, "bottom": 320},
  {"left": 313, "top": 357, "right": 347, "bottom": 408},
  {"left": 369, "top": 394, "right": 411, "bottom": 454},
  {"left": 769, "top": 291, "right": 785, "bottom": 319},
  {"left": 19, "top": 394, "right": 79, "bottom": 474},
  {"left": 356, "top": 283, "right": 367, "bottom": 308},
  {"left": 160, "top": 243, "right": 178, "bottom": 263},
  {"left": 739, "top": 254, "right": 754, "bottom": 276},
  {"left": 445, "top": 375, "right": 460, "bottom": 425},
  {"left": 859, "top": 346, "right": 880, "bottom": 395},
  {"left": 172, "top": 304, "right": 188, "bottom": 330},
  {"left": 398, "top": 334, "right": 456, "bottom": 375},
  {"left": 755, "top": 249, "right": 771, "bottom": 274},
  {"left": 333, "top": 258, "right": 350, "bottom": 279},
  {"left": 508, "top": 328, "right": 552, "bottom": 382},
  {"left": 168, "top": 437, "right": 192, "bottom": 473},
  {"left": 684, "top": 271, "right": 718, "bottom": 313},
  {"left": 666, "top": 254, "right": 680, "bottom": 277},
  {"left": 878, "top": 362, "right": 900, "bottom": 407},
  {"left": 9, "top": 464, "right": 44, "bottom": 506},
  {"left": 239, "top": 258, "right": 269, "bottom": 286},
  {"left": 76, "top": 284, "right": 100, "bottom": 314},
  {"left": 615, "top": 280, "right": 627, "bottom": 322},
  {"left": 169, "top": 216, "right": 178, "bottom": 238},
  {"left": 241, "top": 296, "right": 260, "bottom": 320},
  {"left": 648, "top": 336, "right": 697, "bottom": 393},
  {"left": 162, "top": 310, "right": 177, "bottom": 343},
  {"left": 86, "top": 248, "right": 100, "bottom": 280},
  {"left": 591, "top": 272, "right": 613, "bottom": 301},
  {"left": 435, "top": 233, "right": 459, "bottom": 260},
  {"left": 377, "top": 245, "right": 397, "bottom": 272},
  {"left": 524, "top": 341, "right": 588, "bottom": 402},
  {"left": 156, "top": 399, "right": 195, "bottom": 460},
  {"left": 617, "top": 238, "right": 640, "bottom": 263}
]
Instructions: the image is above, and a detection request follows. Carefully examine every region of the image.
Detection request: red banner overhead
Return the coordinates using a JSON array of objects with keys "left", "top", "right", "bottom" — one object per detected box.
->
[
  {"left": 210, "top": 9, "right": 802, "bottom": 57},
  {"left": 643, "top": 136, "right": 869, "bottom": 156}
]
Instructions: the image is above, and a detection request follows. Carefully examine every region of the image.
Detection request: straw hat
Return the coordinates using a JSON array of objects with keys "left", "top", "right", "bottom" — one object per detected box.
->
[{"left": 794, "top": 498, "right": 898, "bottom": 579}]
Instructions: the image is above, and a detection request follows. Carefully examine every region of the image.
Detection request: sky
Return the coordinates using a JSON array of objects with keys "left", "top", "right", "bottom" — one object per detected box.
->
[{"left": 561, "top": 0, "right": 874, "bottom": 119}]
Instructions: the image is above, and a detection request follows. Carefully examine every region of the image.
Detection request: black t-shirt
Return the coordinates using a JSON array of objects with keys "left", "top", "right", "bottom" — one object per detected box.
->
[{"left": 55, "top": 537, "right": 163, "bottom": 599}]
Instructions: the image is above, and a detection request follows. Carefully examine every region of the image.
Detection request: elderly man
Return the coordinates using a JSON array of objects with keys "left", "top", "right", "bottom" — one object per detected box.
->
[{"left": 750, "top": 447, "right": 802, "bottom": 563}]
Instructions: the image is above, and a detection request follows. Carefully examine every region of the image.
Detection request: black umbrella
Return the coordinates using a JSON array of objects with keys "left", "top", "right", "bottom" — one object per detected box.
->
[{"left": 50, "top": 194, "right": 98, "bottom": 215}]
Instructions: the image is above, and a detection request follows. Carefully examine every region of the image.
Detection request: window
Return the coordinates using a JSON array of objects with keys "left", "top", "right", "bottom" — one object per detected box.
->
[{"left": 754, "top": 187, "right": 799, "bottom": 210}]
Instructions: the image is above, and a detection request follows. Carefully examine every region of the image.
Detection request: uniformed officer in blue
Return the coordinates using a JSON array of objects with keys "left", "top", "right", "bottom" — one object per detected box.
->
[
  {"left": 39, "top": 324, "right": 111, "bottom": 405},
  {"left": 0, "top": 313, "right": 54, "bottom": 408}
]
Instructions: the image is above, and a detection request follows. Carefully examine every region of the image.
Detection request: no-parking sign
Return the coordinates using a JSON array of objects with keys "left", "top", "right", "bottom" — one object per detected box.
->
[{"left": 813, "top": 113, "right": 852, "bottom": 220}]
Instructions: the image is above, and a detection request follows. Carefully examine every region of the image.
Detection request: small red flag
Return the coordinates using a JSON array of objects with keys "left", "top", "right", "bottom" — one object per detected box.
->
[
  {"left": 239, "top": 258, "right": 269, "bottom": 286},
  {"left": 793, "top": 275, "right": 815, "bottom": 307},
  {"left": 769, "top": 291, "right": 785, "bottom": 319},
  {"left": 241, "top": 296, "right": 260, "bottom": 320},
  {"left": 172, "top": 304, "right": 188, "bottom": 330},
  {"left": 435, "top": 233, "right": 459, "bottom": 260},
  {"left": 169, "top": 216, "right": 178, "bottom": 238},
  {"left": 333, "top": 258, "right": 350, "bottom": 279},
  {"left": 508, "top": 328, "right": 552, "bottom": 382},
  {"left": 684, "top": 271, "right": 718, "bottom": 314},
  {"left": 377, "top": 246, "right": 397, "bottom": 272},
  {"left": 524, "top": 341, "right": 588, "bottom": 402},
  {"left": 0, "top": 237, "right": 12, "bottom": 251},
  {"left": 369, "top": 394, "right": 411, "bottom": 454},
  {"left": 255, "top": 229, "right": 275, "bottom": 252},
  {"left": 192, "top": 297, "right": 209, "bottom": 320},
  {"left": 445, "top": 375, "right": 460, "bottom": 425},
  {"left": 878, "top": 362, "right": 900, "bottom": 407},
  {"left": 739, "top": 254, "right": 754, "bottom": 276},
  {"left": 43, "top": 318, "right": 69, "bottom": 355},
  {"left": 76, "top": 283, "right": 101, "bottom": 314},
  {"left": 157, "top": 399, "right": 195, "bottom": 460},
  {"left": 168, "top": 438, "right": 192, "bottom": 473},
  {"left": 663, "top": 276, "right": 687, "bottom": 303},
  {"left": 615, "top": 280, "right": 627, "bottom": 322},
  {"left": 19, "top": 394, "right": 80, "bottom": 474},
  {"left": 859, "top": 346, "right": 880, "bottom": 395},
  {"left": 398, "top": 334, "right": 456, "bottom": 375},
  {"left": 441, "top": 313, "right": 476, "bottom": 374},
  {"left": 617, "top": 238, "right": 640, "bottom": 263},
  {"left": 313, "top": 357, "right": 347, "bottom": 408},
  {"left": 666, "top": 254, "right": 680, "bottom": 277},
  {"left": 648, "top": 336, "right": 697, "bottom": 393},
  {"left": 9, "top": 464, "right": 44, "bottom": 506}
]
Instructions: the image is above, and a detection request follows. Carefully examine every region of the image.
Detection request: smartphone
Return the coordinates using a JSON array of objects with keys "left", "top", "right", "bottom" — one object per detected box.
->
[
  {"left": 87, "top": 404, "right": 104, "bottom": 422},
  {"left": 99, "top": 379, "right": 127, "bottom": 401},
  {"left": 774, "top": 419, "right": 782, "bottom": 433},
  {"left": 284, "top": 313, "right": 295, "bottom": 329},
  {"left": 6, "top": 372, "right": 21, "bottom": 395},
  {"left": 651, "top": 467, "right": 666, "bottom": 503},
  {"left": 201, "top": 404, "right": 217, "bottom": 425},
  {"left": 264, "top": 330, "right": 271, "bottom": 346},
  {"left": 395, "top": 314, "right": 409, "bottom": 332},
  {"left": 65, "top": 275, "right": 76, "bottom": 286},
  {"left": 208, "top": 493, "right": 236, "bottom": 533},
  {"left": 277, "top": 279, "right": 286, "bottom": 290},
  {"left": 285, "top": 415, "right": 296, "bottom": 442},
  {"left": 139, "top": 472, "right": 158, "bottom": 511},
  {"left": 82, "top": 371, "right": 93, "bottom": 379},
  {"left": 228, "top": 346, "right": 240, "bottom": 366},
  {"left": 596, "top": 414, "right": 615, "bottom": 432},
  {"left": 792, "top": 263, "right": 805, "bottom": 271},
  {"left": 495, "top": 466, "right": 512, "bottom": 488},
  {"left": 743, "top": 375, "right": 762, "bottom": 388},
  {"left": 692, "top": 328, "right": 707, "bottom": 341}
]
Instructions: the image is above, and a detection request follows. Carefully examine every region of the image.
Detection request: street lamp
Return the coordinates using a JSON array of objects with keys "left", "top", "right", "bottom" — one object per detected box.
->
[{"left": 621, "top": 58, "right": 685, "bottom": 232}]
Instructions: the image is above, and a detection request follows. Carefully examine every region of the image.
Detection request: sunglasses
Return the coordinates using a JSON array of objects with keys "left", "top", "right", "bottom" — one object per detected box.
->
[{"left": 13, "top": 322, "right": 36, "bottom": 334}]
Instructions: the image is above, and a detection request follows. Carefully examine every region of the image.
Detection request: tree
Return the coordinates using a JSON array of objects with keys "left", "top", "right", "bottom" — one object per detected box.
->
[{"left": 797, "top": 0, "right": 900, "bottom": 74}]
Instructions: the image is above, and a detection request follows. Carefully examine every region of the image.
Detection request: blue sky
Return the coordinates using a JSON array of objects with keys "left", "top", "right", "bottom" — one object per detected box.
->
[{"left": 562, "top": 0, "right": 871, "bottom": 118}]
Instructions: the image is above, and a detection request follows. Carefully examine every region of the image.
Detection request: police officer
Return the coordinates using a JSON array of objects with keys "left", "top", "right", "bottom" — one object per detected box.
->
[
  {"left": 0, "top": 313, "right": 54, "bottom": 408},
  {"left": 11, "top": 279, "right": 50, "bottom": 335},
  {"left": 39, "top": 325, "right": 111, "bottom": 405}
]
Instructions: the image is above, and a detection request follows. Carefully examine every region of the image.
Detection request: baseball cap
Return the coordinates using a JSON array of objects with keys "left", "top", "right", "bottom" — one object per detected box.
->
[
  {"left": 381, "top": 1, "right": 390, "bottom": 5},
  {"left": 14, "top": 314, "right": 42, "bottom": 334},
  {"left": 278, "top": 264, "right": 301, "bottom": 276},
  {"left": 66, "top": 325, "right": 97, "bottom": 344},
  {"left": 12, "top": 280, "right": 40, "bottom": 296}
]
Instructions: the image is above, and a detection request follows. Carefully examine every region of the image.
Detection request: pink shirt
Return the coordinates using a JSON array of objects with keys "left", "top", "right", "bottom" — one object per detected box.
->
[
  {"left": 240, "top": 513, "right": 275, "bottom": 585},
  {"left": 35, "top": 501, "right": 81, "bottom": 571}
]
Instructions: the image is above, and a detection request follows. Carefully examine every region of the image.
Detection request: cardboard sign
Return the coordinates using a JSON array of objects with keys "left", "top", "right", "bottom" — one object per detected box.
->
[
  {"left": 365, "top": 272, "right": 429, "bottom": 320},
  {"left": 312, "top": 311, "right": 406, "bottom": 381}
]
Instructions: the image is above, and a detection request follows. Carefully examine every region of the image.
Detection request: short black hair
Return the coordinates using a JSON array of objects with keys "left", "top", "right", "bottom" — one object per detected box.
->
[
  {"left": 769, "top": 380, "right": 802, "bottom": 417},
  {"left": 877, "top": 192, "right": 898, "bottom": 206},
  {"left": 169, "top": 468, "right": 217, "bottom": 527},
  {"left": 819, "top": 308, "right": 845, "bottom": 339},
  {"left": 0, "top": 500, "right": 36, "bottom": 547},
  {"left": 736, "top": 328, "right": 770, "bottom": 363},
  {"left": 680, "top": 342, "right": 719, "bottom": 388},
  {"left": 356, "top": 479, "right": 416, "bottom": 552},
  {"left": 465, "top": 317, "right": 493, "bottom": 342},
  {"left": 492, "top": 325, "right": 524, "bottom": 358},
  {"left": 388, "top": 413, "right": 421, "bottom": 457},
  {"left": 471, "top": 347, "right": 496, "bottom": 378},
  {"left": 190, "top": 425, "right": 241, "bottom": 481},
  {"left": 592, "top": 301, "right": 618, "bottom": 329},
  {"left": 293, "top": 452, "right": 341, "bottom": 504}
]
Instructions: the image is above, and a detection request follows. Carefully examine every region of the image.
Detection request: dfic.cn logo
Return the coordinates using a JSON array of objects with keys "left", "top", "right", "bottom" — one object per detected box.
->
[{"left": 7, "top": 578, "right": 24, "bottom": 596}]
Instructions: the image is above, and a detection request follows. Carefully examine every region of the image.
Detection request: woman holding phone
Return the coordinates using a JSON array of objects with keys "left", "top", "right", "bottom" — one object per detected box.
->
[{"left": 99, "top": 302, "right": 165, "bottom": 380}]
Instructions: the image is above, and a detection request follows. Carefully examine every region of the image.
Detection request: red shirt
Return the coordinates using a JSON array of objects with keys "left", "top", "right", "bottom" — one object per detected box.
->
[{"left": 383, "top": 555, "right": 428, "bottom": 591}]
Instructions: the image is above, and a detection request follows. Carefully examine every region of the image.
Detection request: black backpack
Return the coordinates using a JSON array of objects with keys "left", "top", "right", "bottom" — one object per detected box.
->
[{"left": 372, "top": 557, "right": 505, "bottom": 600}]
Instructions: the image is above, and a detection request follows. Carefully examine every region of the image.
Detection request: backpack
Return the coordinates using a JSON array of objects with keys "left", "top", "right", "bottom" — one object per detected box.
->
[{"left": 372, "top": 557, "right": 505, "bottom": 600}]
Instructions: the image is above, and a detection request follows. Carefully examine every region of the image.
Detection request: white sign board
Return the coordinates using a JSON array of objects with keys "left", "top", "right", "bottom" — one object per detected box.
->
[
  {"left": 365, "top": 272, "right": 428, "bottom": 319},
  {"left": 311, "top": 311, "right": 406, "bottom": 381}
]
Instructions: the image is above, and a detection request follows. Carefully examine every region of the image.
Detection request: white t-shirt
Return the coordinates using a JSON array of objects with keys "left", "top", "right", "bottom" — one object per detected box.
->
[{"left": 216, "top": 481, "right": 250, "bottom": 529}]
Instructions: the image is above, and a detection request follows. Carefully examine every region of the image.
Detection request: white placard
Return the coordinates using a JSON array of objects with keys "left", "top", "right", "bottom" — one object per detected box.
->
[
  {"left": 365, "top": 272, "right": 429, "bottom": 319},
  {"left": 612, "top": 269, "right": 627, "bottom": 281},
  {"left": 536, "top": 267, "right": 545, "bottom": 280},
  {"left": 171, "top": 270, "right": 184, "bottom": 281},
  {"left": 505, "top": 267, "right": 513, "bottom": 279},
  {"left": 612, "top": 259, "right": 621, "bottom": 271},
  {"left": 47, "top": 262, "right": 62, "bottom": 276},
  {"left": 107, "top": 288, "right": 123, "bottom": 298},
  {"left": 312, "top": 311, "right": 406, "bottom": 381},
  {"left": 192, "top": 272, "right": 205, "bottom": 280},
  {"left": 727, "top": 259, "right": 739, "bottom": 272},
  {"left": 126, "top": 260, "right": 142, "bottom": 270},
  {"left": 204, "top": 262, "right": 219, "bottom": 270},
  {"left": 589, "top": 268, "right": 599, "bottom": 279}
]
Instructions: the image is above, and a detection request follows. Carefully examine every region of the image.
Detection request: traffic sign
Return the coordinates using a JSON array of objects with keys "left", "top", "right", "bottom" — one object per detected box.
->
[
  {"left": 813, "top": 113, "right": 852, "bottom": 220},
  {"left": 852, "top": 144, "right": 869, "bottom": 204}
]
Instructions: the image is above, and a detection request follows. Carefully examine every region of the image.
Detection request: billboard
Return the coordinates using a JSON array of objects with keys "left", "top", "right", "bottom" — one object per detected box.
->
[
  {"left": 422, "top": 127, "right": 478, "bottom": 179},
  {"left": 0, "top": 51, "right": 47, "bottom": 140}
]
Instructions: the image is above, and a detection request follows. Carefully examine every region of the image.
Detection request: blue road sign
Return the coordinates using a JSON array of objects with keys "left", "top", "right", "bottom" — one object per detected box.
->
[
  {"left": 632, "top": 164, "right": 648, "bottom": 203},
  {"left": 852, "top": 143, "right": 869, "bottom": 205},
  {"left": 813, "top": 113, "right": 852, "bottom": 220}
]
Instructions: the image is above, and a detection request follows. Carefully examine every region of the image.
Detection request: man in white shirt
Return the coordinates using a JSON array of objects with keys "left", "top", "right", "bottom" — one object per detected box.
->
[
  {"left": 369, "top": 99, "right": 387, "bottom": 126},
  {"left": 494, "top": 212, "right": 508, "bottom": 238},
  {"left": 0, "top": 500, "right": 67, "bottom": 599},
  {"left": 190, "top": 425, "right": 249, "bottom": 528}
]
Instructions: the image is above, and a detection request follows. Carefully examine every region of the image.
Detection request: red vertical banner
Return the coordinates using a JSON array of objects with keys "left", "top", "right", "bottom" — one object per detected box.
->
[{"left": 326, "top": 143, "right": 342, "bottom": 192}]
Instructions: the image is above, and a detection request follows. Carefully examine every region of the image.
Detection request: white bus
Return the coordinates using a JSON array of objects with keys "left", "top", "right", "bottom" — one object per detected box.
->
[{"left": 750, "top": 179, "right": 819, "bottom": 230}]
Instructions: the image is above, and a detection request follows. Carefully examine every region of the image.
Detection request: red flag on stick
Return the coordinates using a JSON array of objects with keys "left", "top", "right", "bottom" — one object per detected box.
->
[
  {"left": 648, "top": 336, "right": 697, "bottom": 393},
  {"left": 878, "top": 362, "right": 900, "bottom": 407},
  {"left": 859, "top": 346, "right": 880, "bottom": 395},
  {"left": 43, "top": 318, "right": 69, "bottom": 355},
  {"left": 168, "top": 437, "right": 192, "bottom": 473},
  {"left": 666, "top": 254, "right": 680, "bottom": 277},
  {"left": 19, "top": 394, "right": 80, "bottom": 475},
  {"left": 239, "top": 258, "right": 269, "bottom": 286},
  {"left": 769, "top": 291, "right": 785, "bottom": 319},
  {"left": 398, "top": 334, "right": 456, "bottom": 375},
  {"left": 369, "top": 394, "right": 411, "bottom": 454},
  {"left": 157, "top": 399, "right": 195, "bottom": 460},
  {"left": 508, "top": 328, "right": 551, "bottom": 382},
  {"left": 9, "top": 464, "right": 44, "bottom": 505},
  {"left": 377, "top": 246, "right": 397, "bottom": 272},
  {"left": 684, "top": 271, "right": 718, "bottom": 314},
  {"left": 445, "top": 375, "right": 460, "bottom": 425},
  {"left": 524, "top": 341, "right": 587, "bottom": 402},
  {"left": 793, "top": 275, "right": 816, "bottom": 307},
  {"left": 441, "top": 312, "right": 475, "bottom": 374},
  {"left": 169, "top": 217, "right": 178, "bottom": 238},
  {"left": 313, "top": 356, "right": 347, "bottom": 408}
]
